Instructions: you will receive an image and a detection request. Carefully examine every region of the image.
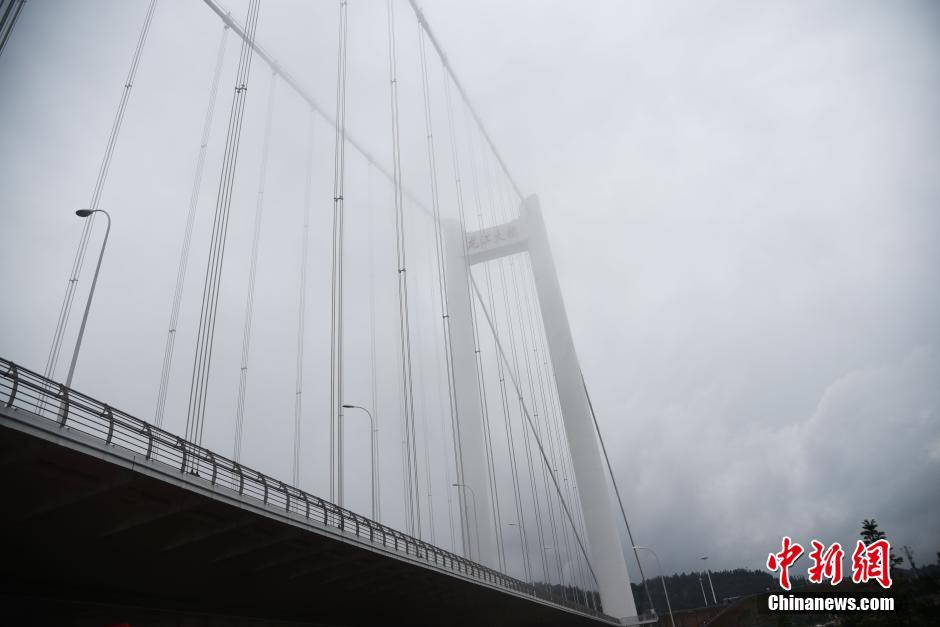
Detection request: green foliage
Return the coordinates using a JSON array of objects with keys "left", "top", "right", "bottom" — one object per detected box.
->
[
  {"left": 860, "top": 518, "right": 904, "bottom": 568},
  {"left": 861, "top": 519, "right": 886, "bottom": 544},
  {"left": 632, "top": 568, "right": 777, "bottom": 613}
]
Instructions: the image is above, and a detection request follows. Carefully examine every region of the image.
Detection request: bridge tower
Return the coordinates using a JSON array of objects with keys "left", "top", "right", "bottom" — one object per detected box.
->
[{"left": 446, "top": 194, "right": 639, "bottom": 621}]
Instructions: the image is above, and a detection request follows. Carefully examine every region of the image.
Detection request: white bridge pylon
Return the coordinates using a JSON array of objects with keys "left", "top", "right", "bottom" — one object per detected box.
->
[{"left": 446, "top": 194, "right": 639, "bottom": 621}]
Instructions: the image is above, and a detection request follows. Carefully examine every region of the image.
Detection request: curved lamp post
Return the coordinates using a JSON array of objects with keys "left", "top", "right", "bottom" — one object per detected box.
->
[
  {"left": 340, "top": 404, "right": 376, "bottom": 518},
  {"left": 701, "top": 556, "right": 718, "bottom": 604},
  {"left": 66, "top": 209, "right": 111, "bottom": 388},
  {"left": 633, "top": 545, "right": 676, "bottom": 627}
]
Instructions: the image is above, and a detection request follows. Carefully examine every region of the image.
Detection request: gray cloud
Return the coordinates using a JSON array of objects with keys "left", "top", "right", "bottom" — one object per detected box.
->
[{"left": 1, "top": 0, "right": 937, "bottom": 589}]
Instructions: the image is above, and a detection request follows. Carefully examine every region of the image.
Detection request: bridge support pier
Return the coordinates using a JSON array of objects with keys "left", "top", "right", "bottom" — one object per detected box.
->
[{"left": 522, "top": 195, "right": 638, "bottom": 620}]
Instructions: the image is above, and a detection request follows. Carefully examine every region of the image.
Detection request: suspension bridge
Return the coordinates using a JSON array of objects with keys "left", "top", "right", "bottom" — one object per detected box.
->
[{"left": 0, "top": 1, "right": 654, "bottom": 624}]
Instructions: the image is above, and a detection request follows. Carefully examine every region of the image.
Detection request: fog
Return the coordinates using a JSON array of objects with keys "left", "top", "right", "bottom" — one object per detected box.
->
[{"left": 1, "top": 0, "right": 938, "bottom": 589}]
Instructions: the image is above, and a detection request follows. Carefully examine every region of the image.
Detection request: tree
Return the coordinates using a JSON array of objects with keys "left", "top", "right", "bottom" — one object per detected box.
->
[
  {"left": 860, "top": 519, "right": 904, "bottom": 568},
  {"left": 860, "top": 519, "right": 885, "bottom": 544}
]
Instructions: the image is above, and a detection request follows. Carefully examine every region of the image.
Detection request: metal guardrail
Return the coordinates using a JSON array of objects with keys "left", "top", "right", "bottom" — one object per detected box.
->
[{"left": 0, "top": 356, "right": 606, "bottom": 619}]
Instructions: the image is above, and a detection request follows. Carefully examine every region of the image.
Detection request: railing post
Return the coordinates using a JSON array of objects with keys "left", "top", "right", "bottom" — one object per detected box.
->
[
  {"left": 4, "top": 362, "right": 18, "bottom": 407},
  {"left": 177, "top": 436, "right": 188, "bottom": 472},
  {"left": 104, "top": 405, "right": 115, "bottom": 444},
  {"left": 57, "top": 384, "right": 70, "bottom": 426},
  {"left": 234, "top": 462, "right": 245, "bottom": 495},
  {"left": 142, "top": 422, "right": 153, "bottom": 459},
  {"left": 207, "top": 451, "right": 218, "bottom": 485}
]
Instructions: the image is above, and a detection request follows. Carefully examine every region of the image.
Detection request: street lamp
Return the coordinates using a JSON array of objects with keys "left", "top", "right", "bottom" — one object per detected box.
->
[
  {"left": 504, "top": 521, "right": 533, "bottom": 584},
  {"left": 65, "top": 209, "right": 111, "bottom": 388},
  {"left": 341, "top": 404, "right": 377, "bottom": 519},
  {"left": 452, "top": 483, "right": 480, "bottom": 562},
  {"left": 701, "top": 556, "right": 718, "bottom": 604},
  {"left": 633, "top": 546, "right": 676, "bottom": 627}
]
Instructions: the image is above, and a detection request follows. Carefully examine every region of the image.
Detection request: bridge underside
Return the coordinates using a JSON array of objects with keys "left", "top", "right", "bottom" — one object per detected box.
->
[{"left": 0, "top": 407, "right": 614, "bottom": 627}]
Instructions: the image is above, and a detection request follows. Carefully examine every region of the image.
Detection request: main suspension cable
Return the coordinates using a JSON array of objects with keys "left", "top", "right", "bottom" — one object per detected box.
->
[
  {"left": 202, "top": 0, "right": 433, "bottom": 219},
  {"left": 185, "top": 0, "right": 262, "bottom": 447},
  {"left": 44, "top": 0, "right": 158, "bottom": 385},
  {"left": 406, "top": 0, "right": 523, "bottom": 202},
  {"left": 154, "top": 23, "right": 229, "bottom": 428}
]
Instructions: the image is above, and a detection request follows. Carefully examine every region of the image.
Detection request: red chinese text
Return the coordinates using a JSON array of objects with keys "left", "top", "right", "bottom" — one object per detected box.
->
[
  {"left": 807, "top": 540, "right": 844, "bottom": 585},
  {"left": 851, "top": 539, "right": 893, "bottom": 589},
  {"left": 767, "top": 536, "right": 804, "bottom": 591}
]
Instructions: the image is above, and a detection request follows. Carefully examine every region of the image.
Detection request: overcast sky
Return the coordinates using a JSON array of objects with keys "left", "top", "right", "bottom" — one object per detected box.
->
[{"left": 1, "top": 0, "right": 938, "bottom": 591}]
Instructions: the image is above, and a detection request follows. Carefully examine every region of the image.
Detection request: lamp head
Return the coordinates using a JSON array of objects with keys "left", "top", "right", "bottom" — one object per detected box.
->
[
  {"left": 341, "top": 404, "right": 354, "bottom": 409},
  {"left": 76, "top": 209, "right": 93, "bottom": 217}
]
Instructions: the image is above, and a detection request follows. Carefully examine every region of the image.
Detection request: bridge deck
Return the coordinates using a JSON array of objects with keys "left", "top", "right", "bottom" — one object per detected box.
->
[{"left": 0, "top": 360, "right": 619, "bottom": 626}]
